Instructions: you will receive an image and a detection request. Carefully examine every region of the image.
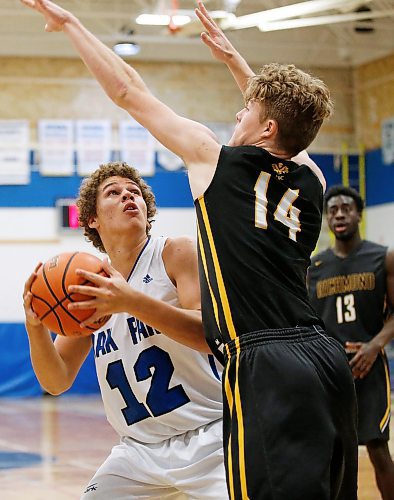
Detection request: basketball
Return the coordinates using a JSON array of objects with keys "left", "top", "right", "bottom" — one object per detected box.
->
[{"left": 31, "top": 252, "right": 111, "bottom": 337}]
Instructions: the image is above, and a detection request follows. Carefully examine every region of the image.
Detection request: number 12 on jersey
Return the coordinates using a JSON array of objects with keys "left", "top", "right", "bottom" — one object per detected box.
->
[{"left": 254, "top": 172, "right": 301, "bottom": 241}]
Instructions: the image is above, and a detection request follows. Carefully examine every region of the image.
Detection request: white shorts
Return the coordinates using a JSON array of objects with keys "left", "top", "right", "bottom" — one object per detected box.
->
[{"left": 80, "top": 419, "right": 228, "bottom": 499}]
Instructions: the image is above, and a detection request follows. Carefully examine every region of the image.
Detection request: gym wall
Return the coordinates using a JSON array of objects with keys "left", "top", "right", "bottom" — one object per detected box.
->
[{"left": 0, "top": 55, "right": 393, "bottom": 396}]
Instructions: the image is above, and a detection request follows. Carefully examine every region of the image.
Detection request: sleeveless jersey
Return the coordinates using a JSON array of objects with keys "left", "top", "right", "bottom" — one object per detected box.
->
[
  {"left": 308, "top": 240, "right": 388, "bottom": 344},
  {"left": 93, "top": 236, "right": 222, "bottom": 443},
  {"left": 195, "top": 145, "right": 323, "bottom": 361}
]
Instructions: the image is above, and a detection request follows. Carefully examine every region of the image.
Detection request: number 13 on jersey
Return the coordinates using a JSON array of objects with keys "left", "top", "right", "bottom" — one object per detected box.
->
[{"left": 254, "top": 172, "right": 301, "bottom": 241}]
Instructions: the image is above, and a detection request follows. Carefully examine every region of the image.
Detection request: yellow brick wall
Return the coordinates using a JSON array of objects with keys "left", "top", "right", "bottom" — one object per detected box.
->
[
  {"left": 354, "top": 53, "right": 394, "bottom": 150},
  {"left": 0, "top": 56, "right": 353, "bottom": 153}
]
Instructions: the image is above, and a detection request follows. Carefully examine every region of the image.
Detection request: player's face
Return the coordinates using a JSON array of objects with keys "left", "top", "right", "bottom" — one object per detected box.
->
[
  {"left": 91, "top": 176, "right": 148, "bottom": 236},
  {"left": 326, "top": 195, "right": 361, "bottom": 241},
  {"left": 228, "top": 100, "right": 266, "bottom": 146}
]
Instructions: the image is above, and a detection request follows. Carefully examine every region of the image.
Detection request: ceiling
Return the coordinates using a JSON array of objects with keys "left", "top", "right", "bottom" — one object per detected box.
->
[{"left": 2, "top": 0, "right": 394, "bottom": 68}]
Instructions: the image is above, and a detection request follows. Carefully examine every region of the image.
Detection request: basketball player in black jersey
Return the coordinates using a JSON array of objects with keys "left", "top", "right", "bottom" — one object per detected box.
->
[
  {"left": 21, "top": 0, "right": 358, "bottom": 498},
  {"left": 308, "top": 185, "right": 394, "bottom": 499}
]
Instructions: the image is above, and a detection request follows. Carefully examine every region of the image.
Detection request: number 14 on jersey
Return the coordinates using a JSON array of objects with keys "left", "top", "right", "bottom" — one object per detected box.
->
[{"left": 254, "top": 172, "right": 301, "bottom": 241}]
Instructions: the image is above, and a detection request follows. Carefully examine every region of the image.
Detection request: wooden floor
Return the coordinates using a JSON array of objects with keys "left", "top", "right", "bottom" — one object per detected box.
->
[{"left": 0, "top": 396, "right": 392, "bottom": 499}]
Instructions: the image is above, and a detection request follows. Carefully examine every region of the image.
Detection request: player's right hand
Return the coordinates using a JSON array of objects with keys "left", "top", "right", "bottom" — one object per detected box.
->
[{"left": 20, "top": 0, "right": 73, "bottom": 33}]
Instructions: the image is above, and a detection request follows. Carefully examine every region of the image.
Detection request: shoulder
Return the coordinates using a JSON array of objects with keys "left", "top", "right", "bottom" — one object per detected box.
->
[
  {"left": 385, "top": 247, "right": 394, "bottom": 274},
  {"left": 311, "top": 248, "right": 331, "bottom": 264},
  {"left": 362, "top": 240, "right": 389, "bottom": 256},
  {"left": 162, "top": 237, "right": 198, "bottom": 279},
  {"left": 290, "top": 150, "right": 326, "bottom": 192}
]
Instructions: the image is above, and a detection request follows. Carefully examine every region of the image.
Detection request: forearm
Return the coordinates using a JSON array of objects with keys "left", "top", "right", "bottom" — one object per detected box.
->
[
  {"left": 370, "top": 315, "right": 394, "bottom": 350},
  {"left": 62, "top": 16, "right": 148, "bottom": 110},
  {"left": 26, "top": 323, "right": 73, "bottom": 394},
  {"left": 225, "top": 52, "right": 255, "bottom": 94},
  {"left": 123, "top": 290, "right": 210, "bottom": 353}
]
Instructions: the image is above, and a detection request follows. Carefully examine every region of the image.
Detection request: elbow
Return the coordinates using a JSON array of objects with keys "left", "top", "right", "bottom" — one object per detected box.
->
[
  {"left": 112, "top": 83, "right": 130, "bottom": 108},
  {"left": 41, "top": 380, "right": 72, "bottom": 396},
  {"left": 45, "top": 388, "right": 63, "bottom": 397},
  {"left": 111, "top": 79, "right": 142, "bottom": 110}
]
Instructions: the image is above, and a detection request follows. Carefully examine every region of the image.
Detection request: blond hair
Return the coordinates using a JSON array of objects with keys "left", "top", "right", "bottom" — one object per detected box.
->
[{"left": 244, "top": 63, "right": 333, "bottom": 155}]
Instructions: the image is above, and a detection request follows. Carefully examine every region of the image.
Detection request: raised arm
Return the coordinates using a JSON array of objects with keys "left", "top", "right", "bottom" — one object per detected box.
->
[
  {"left": 196, "top": 1, "right": 254, "bottom": 94},
  {"left": 20, "top": 0, "right": 221, "bottom": 198}
]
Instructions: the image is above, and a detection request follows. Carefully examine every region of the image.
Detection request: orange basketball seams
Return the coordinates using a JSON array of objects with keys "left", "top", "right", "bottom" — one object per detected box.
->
[{"left": 31, "top": 252, "right": 111, "bottom": 337}]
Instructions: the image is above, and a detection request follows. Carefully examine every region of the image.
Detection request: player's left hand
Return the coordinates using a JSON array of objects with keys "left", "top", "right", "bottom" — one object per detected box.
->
[
  {"left": 346, "top": 341, "right": 380, "bottom": 379},
  {"left": 67, "top": 258, "right": 131, "bottom": 326},
  {"left": 195, "top": 1, "right": 235, "bottom": 63}
]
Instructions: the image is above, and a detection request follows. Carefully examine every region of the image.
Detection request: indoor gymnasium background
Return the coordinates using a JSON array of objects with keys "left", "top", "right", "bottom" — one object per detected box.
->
[{"left": 0, "top": 1, "right": 393, "bottom": 498}]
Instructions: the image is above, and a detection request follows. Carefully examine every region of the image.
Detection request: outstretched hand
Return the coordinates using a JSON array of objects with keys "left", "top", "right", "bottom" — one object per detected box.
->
[
  {"left": 20, "top": 0, "right": 73, "bottom": 32},
  {"left": 195, "top": 1, "right": 236, "bottom": 63},
  {"left": 67, "top": 258, "right": 132, "bottom": 327}
]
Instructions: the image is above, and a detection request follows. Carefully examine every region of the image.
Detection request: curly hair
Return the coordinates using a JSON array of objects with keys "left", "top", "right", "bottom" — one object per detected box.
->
[
  {"left": 244, "top": 63, "right": 333, "bottom": 156},
  {"left": 77, "top": 162, "right": 157, "bottom": 253},
  {"left": 324, "top": 184, "right": 364, "bottom": 214}
]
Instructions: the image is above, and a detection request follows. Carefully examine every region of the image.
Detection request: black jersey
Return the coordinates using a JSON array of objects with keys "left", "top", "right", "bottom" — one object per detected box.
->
[
  {"left": 195, "top": 145, "right": 323, "bottom": 360},
  {"left": 308, "top": 240, "right": 388, "bottom": 344}
]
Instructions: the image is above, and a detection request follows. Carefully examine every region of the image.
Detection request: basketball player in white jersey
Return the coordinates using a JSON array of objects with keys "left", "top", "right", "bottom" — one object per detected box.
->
[{"left": 23, "top": 162, "right": 226, "bottom": 499}]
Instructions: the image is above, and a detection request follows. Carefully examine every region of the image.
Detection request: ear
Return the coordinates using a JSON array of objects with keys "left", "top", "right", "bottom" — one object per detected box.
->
[
  {"left": 88, "top": 215, "right": 99, "bottom": 229},
  {"left": 261, "top": 118, "right": 278, "bottom": 139}
]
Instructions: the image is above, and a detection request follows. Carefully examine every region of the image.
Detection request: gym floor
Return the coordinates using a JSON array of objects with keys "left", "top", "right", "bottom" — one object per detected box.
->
[{"left": 0, "top": 395, "right": 392, "bottom": 499}]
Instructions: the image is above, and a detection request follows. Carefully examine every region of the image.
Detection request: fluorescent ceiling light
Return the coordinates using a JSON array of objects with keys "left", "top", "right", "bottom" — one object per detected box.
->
[
  {"left": 113, "top": 42, "right": 140, "bottom": 56},
  {"left": 259, "top": 8, "right": 394, "bottom": 31},
  {"left": 222, "top": 0, "right": 372, "bottom": 30},
  {"left": 136, "top": 14, "right": 191, "bottom": 26}
]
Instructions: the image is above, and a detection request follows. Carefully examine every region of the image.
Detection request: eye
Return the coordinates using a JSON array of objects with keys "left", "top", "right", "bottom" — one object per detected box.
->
[{"left": 107, "top": 189, "right": 119, "bottom": 196}]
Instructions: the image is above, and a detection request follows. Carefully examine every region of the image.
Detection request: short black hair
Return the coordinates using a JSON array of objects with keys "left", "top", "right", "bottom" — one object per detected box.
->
[{"left": 324, "top": 185, "right": 364, "bottom": 214}]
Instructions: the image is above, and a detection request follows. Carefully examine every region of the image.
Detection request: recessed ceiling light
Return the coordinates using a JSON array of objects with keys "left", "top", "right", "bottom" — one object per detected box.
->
[{"left": 113, "top": 42, "right": 141, "bottom": 57}]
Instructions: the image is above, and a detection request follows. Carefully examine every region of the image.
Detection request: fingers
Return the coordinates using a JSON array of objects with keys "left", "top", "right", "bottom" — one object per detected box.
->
[
  {"left": 68, "top": 299, "right": 96, "bottom": 311},
  {"left": 200, "top": 32, "right": 218, "bottom": 50},
  {"left": 68, "top": 284, "right": 102, "bottom": 297},
  {"left": 352, "top": 362, "right": 372, "bottom": 379},
  {"left": 102, "top": 258, "right": 116, "bottom": 277},
  {"left": 24, "top": 273, "right": 36, "bottom": 295},
  {"left": 79, "top": 314, "right": 98, "bottom": 328},
  {"left": 20, "top": 0, "right": 35, "bottom": 9},
  {"left": 75, "top": 269, "right": 108, "bottom": 285},
  {"left": 23, "top": 263, "right": 42, "bottom": 295},
  {"left": 345, "top": 341, "right": 362, "bottom": 354},
  {"left": 23, "top": 290, "right": 34, "bottom": 312}
]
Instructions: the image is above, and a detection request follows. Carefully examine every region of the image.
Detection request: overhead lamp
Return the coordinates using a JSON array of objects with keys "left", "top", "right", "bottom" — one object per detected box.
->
[
  {"left": 222, "top": 0, "right": 373, "bottom": 30},
  {"left": 258, "top": 8, "right": 394, "bottom": 32},
  {"left": 136, "top": 14, "right": 191, "bottom": 26},
  {"left": 113, "top": 42, "right": 140, "bottom": 57}
]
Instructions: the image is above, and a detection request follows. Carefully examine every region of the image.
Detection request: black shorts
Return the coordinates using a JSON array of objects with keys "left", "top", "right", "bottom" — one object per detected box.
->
[
  {"left": 223, "top": 326, "right": 358, "bottom": 500},
  {"left": 351, "top": 351, "right": 391, "bottom": 445}
]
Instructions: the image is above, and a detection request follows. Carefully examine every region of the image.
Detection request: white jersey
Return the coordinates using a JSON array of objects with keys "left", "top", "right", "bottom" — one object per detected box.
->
[{"left": 93, "top": 236, "right": 223, "bottom": 444}]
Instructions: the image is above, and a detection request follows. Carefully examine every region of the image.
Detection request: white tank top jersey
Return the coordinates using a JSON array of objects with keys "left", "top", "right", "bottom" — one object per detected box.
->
[{"left": 93, "top": 236, "right": 223, "bottom": 444}]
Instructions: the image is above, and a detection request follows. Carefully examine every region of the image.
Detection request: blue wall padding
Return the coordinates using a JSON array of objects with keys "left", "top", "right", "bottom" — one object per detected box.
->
[
  {"left": 4, "top": 151, "right": 392, "bottom": 209},
  {"left": 0, "top": 323, "right": 99, "bottom": 397},
  {"left": 0, "top": 158, "right": 194, "bottom": 208},
  {"left": 365, "top": 149, "right": 394, "bottom": 207},
  {"left": 0, "top": 323, "right": 393, "bottom": 397}
]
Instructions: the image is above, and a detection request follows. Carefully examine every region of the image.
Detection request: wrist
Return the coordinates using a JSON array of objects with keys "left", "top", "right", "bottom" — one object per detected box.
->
[{"left": 370, "top": 338, "right": 385, "bottom": 351}]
